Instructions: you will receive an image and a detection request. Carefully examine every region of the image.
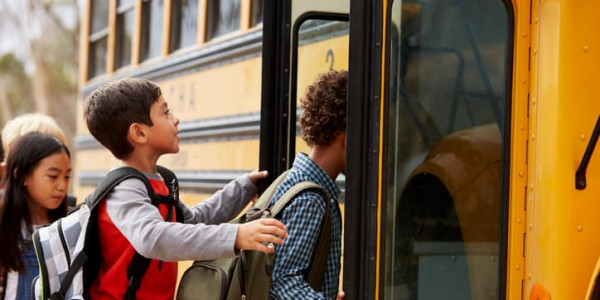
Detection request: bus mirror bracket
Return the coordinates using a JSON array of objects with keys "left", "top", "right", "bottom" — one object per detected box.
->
[{"left": 576, "top": 115, "right": 600, "bottom": 190}]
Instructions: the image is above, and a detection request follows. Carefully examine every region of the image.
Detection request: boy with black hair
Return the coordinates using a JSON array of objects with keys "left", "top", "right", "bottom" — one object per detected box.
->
[
  {"left": 269, "top": 70, "right": 347, "bottom": 299},
  {"left": 83, "top": 78, "right": 287, "bottom": 299}
]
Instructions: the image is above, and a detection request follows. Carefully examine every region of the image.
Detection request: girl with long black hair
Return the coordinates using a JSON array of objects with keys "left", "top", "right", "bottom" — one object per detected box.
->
[{"left": 0, "top": 132, "right": 71, "bottom": 300}]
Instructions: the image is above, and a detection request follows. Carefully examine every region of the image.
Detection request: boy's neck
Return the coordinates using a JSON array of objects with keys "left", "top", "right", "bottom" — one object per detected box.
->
[
  {"left": 308, "top": 132, "right": 346, "bottom": 180},
  {"left": 309, "top": 147, "right": 343, "bottom": 180},
  {"left": 121, "top": 149, "right": 160, "bottom": 174}
]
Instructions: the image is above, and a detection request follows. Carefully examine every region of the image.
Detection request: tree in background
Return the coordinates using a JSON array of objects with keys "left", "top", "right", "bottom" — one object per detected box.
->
[{"left": 0, "top": 0, "right": 80, "bottom": 145}]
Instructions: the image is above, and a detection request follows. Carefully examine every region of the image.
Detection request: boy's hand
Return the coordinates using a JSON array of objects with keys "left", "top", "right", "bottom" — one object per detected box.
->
[
  {"left": 235, "top": 218, "right": 288, "bottom": 253},
  {"left": 337, "top": 291, "right": 345, "bottom": 300},
  {"left": 248, "top": 169, "right": 268, "bottom": 185}
]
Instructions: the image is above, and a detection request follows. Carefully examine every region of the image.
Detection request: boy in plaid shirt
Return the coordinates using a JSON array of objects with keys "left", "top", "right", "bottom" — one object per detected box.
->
[{"left": 269, "top": 70, "right": 347, "bottom": 300}]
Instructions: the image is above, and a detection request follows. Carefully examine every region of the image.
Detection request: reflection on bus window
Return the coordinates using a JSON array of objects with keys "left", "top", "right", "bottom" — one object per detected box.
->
[
  {"left": 88, "top": 0, "right": 109, "bottom": 78},
  {"left": 141, "top": 0, "right": 164, "bottom": 61},
  {"left": 250, "top": 0, "right": 263, "bottom": 27},
  {"left": 384, "top": 0, "right": 510, "bottom": 299},
  {"left": 170, "top": 0, "right": 198, "bottom": 52},
  {"left": 115, "top": 0, "right": 135, "bottom": 69},
  {"left": 206, "top": 0, "right": 241, "bottom": 40}
]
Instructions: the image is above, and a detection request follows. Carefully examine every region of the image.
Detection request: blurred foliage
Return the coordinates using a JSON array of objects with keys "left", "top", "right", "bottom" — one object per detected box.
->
[
  {"left": 0, "top": 0, "right": 80, "bottom": 148},
  {"left": 0, "top": 53, "right": 34, "bottom": 121}
]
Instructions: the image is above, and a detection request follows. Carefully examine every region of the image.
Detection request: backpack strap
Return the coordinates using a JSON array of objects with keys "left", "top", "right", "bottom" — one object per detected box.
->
[
  {"left": 84, "top": 167, "right": 152, "bottom": 209},
  {"left": 254, "top": 170, "right": 291, "bottom": 209},
  {"left": 124, "top": 165, "right": 181, "bottom": 300},
  {"left": 269, "top": 181, "right": 331, "bottom": 292},
  {"left": 241, "top": 170, "right": 292, "bottom": 223}
]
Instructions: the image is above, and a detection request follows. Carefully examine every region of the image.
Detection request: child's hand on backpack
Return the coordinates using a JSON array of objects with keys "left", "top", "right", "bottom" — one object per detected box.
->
[
  {"left": 248, "top": 169, "right": 268, "bottom": 185},
  {"left": 235, "top": 218, "right": 288, "bottom": 253}
]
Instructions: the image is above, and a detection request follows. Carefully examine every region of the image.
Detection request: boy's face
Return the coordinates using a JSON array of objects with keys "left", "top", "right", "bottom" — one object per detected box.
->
[{"left": 147, "top": 95, "right": 180, "bottom": 155}]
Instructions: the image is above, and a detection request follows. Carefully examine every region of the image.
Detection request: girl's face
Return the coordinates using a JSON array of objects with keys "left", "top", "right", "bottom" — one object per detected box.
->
[{"left": 24, "top": 151, "right": 71, "bottom": 223}]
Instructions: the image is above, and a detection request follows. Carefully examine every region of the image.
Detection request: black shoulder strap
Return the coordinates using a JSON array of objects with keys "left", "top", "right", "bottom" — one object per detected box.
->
[
  {"left": 156, "top": 165, "right": 183, "bottom": 222},
  {"left": 85, "top": 167, "right": 152, "bottom": 210},
  {"left": 124, "top": 165, "right": 180, "bottom": 300}
]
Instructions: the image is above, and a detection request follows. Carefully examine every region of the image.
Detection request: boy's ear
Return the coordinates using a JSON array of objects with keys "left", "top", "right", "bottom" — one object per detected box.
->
[{"left": 128, "top": 123, "right": 148, "bottom": 144}]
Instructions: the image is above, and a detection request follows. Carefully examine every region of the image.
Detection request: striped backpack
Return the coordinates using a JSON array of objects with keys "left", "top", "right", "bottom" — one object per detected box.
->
[{"left": 32, "top": 166, "right": 181, "bottom": 300}]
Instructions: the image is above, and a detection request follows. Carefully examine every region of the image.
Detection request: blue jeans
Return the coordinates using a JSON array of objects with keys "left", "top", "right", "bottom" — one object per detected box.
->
[{"left": 16, "top": 241, "right": 38, "bottom": 300}]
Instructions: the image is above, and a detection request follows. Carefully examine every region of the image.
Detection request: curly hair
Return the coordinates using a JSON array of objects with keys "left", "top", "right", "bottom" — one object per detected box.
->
[{"left": 299, "top": 70, "right": 347, "bottom": 146}]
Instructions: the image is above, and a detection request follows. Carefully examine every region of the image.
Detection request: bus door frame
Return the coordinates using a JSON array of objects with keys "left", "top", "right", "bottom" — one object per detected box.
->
[{"left": 259, "top": 0, "right": 383, "bottom": 298}]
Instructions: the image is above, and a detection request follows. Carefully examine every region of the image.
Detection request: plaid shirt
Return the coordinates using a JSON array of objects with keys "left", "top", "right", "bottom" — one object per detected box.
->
[{"left": 269, "top": 152, "right": 342, "bottom": 300}]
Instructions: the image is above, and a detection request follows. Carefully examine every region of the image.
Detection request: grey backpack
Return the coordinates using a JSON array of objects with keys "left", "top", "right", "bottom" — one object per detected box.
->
[
  {"left": 32, "top": 166, "right": 181, "bottom": 300},
  {"left": 176, "top": 170, "right": 331, "bottom": 300}
]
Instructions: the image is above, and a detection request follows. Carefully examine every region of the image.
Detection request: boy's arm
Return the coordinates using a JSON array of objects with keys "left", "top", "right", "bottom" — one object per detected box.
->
[
  {"left": 180, "top": 174, "right": 257, "bottom": 224},
  {"left": 270, "top": 191, "right": 330, "bottom": 300},
  {"left": 105, "top": 178, "right": 240, "bottom": 261}
]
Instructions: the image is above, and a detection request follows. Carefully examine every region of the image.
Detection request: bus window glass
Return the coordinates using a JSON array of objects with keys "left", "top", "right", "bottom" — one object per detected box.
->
[
  {"left": 384, "top": 0, "right": 510, "bottom": 299},
  {"left": 295, "top": 18, "right": 349, "bottom": 199},
  {"left": 206, "top": 0, "right": 241, "bottom": 40},
  {"left": 141, "top": 0, "right": 164, "bottom": 61},
  {"left": 88, "top": 0, "right": 109, "bottom": 78},
  {"left": 115, "top": 1, "right": 135, "bottom": 69},
  {"left": 170, "top": 0, "right": 198, "bottom": 52},
  {"left": 89, "top": 37, "right": 108, "bottom": 78},
  {"left": 90, "top": 0, "right": 109, "bottom": 33},
  {"left": 250, "top": 0, "right": 263, "bottom": 27}
]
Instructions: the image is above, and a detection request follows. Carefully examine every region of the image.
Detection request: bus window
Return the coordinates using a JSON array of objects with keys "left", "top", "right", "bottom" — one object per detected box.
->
[
  {"left": 250, "top": 0, "right": 263, "bottom": 27},
  {"left": 88, "top": 0, "right": 109, "bottom": 78},
  {"left": 384, "top": 0, "right": 511, "bottom": 299},
  {"left": 115, "top": 0, "right": 135, "bottom": 69},
  {"left": 294, "top": 17, "right": 349, "bottom": 197},
  {"left": 141, "top": 0, "right": 164, "bottom": 61},
  {"left": 206, "top": 0, "right": 241, "bottom": 40},
  {"left": 169, "top": 0, "right": 198, "bottom": 52}
]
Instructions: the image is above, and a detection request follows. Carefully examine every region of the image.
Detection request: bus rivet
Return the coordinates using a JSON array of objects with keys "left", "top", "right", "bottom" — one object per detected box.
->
[
  {"left": 531, "top": 135, "right": 535, "bottom": 141},
  {"left": 521, "top": 79, "right": 526, "bottom": 84},
  {"left": 534, "top": 18, "right": 539, "bottom": 24},
  {"left": 533, "top": 48, "right": 537, "bottom": 55},
  {"left": 516, "top": 264, "right": 521, "bottom": 270},
  {"left": 520, "top": 126, "right": 525, "bottom": 131},
  {"left": 580, "top": 134, "right": 586, "bottom": 141},
  {"left": 522, "top": 32, "right": 527, "bottom": 38},
  {"left": 529, "top": 185, "right": 534, "bottom": 191},
  {"left": 532, "top": 100, "right": 536, "bottom": 106},
  {"left": 519, "top": 171, "right": 524, "bottom": 177},
  {"left": 583, "top": 46, "right": 590, "bottom": 53},
  {"left": 577, "top": 226, "right": 583, "bottom": 232},
  {"left": 517, "top": 218, "right": 522, "bottom": 224},
  {"left": 528, "top": 273, "right": 532, "bottom": 279},
  {"left": 529, "top": 224, "right": 533, "bottom": 230}
]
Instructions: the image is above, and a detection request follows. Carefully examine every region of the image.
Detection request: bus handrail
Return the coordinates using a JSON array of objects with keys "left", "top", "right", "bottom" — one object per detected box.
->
[{"left": 576, "top": 114, "right": 600, "bottom": 190}]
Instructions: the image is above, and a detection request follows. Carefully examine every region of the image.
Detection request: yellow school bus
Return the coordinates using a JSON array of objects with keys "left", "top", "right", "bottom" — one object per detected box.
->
[
  {"left": 258, "top": 0, "right": 600, "bottom": 299},
  {"left": 75, "top": 0, "right": 269, "bottom": 203},
  {"left": 75, "top": 0, "right": 347, "bottom": 288},
  {"left": 76, "top": 0, "right": 600, "bottom": 299}
]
